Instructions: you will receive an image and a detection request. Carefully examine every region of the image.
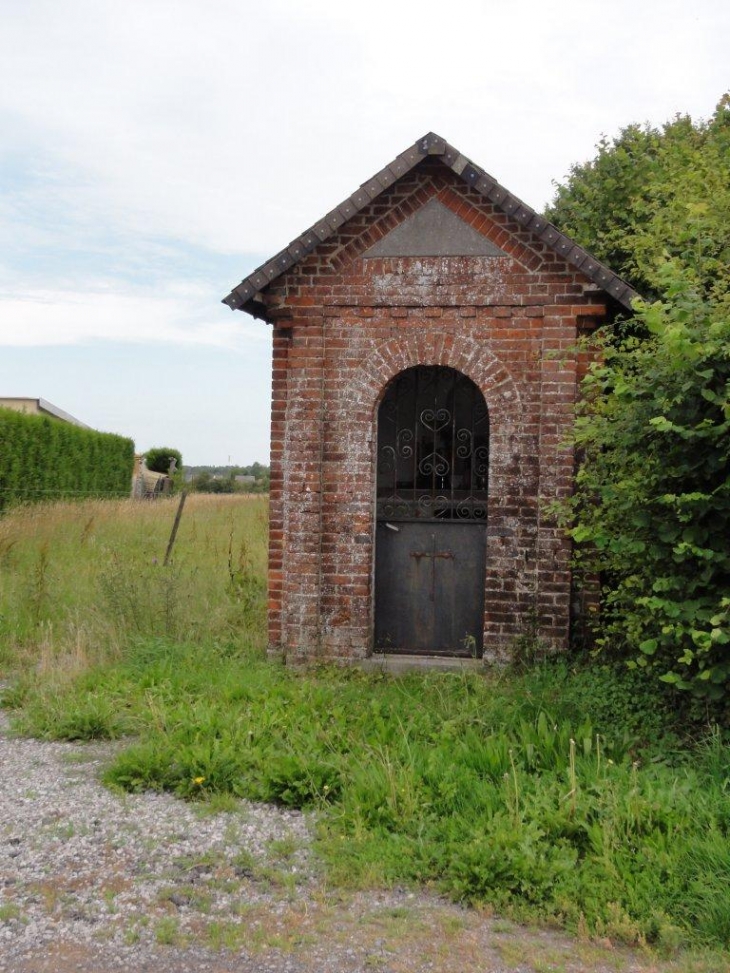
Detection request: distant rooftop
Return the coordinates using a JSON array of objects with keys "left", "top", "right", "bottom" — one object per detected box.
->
[{"left": 0, "top": 397, "right": 90, "bottom": 429}]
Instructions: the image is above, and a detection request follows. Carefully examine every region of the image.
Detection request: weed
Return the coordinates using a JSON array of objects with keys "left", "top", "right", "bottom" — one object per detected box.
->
[
  {"left": 226, "top": 530, "right": 266, "bottom": 626},
  {"left": 170, "top": 850, "right": 224, "bottom": 877},
  {"left": 439, "top": 914, "right": 466, "bottom": 935},
  {"left": 231, "top": 849, "right": 257, "bottom": 877},
  {"left": 29, "top": 542, "right": 51, "bottom": 625},
  {"left": 510, "top": 606, "right": 550, "bottom": 671},
  {"left": 194, "top": 793, "right": 241, "bottom": 817},
  {"left": 97, "top": 552, "right": 186, "bottom": 640},
  {"left": 377, "top": 906, "right": 410, "bottom": 921},
  {"left": 0, "top": 903, "right": 22, "bottom": 923},
  {"left": 204, "top": 919, "right": 245, "bottom": 950},
  {"left": 0, "top": 524, "right": 18, "bottom": 566},
  {"left": 489, "top": 919, "right": 515, "bottom": 934},
  {"left": 14, "top": 689, "right": 130, "bottom": 741},
  {"left": 0, "top": 680, "right": 30, "bottom": 709},
  {"left": 61, "top": 751, "right": 101, "bottom": 765},
  {"left": 102, "top": 889, "right": 118, "bottom": 914},
  {"left": 79, "top": 515, "right": 95, "bottom": 545},
  {"left": 267, "top": 835, "right": 301, "bottom": 862},
  {"left": 154, "top": 916, "right": 183, "bottom": 946},
  {"left": 158, "top": 885, "right": 212, "bottom": 912},
  {"left": 46, "top": 821, "right": 76, "bottom": 840},
  {"left": 255, "top": 864, "right": 301, "bottom": 893}
]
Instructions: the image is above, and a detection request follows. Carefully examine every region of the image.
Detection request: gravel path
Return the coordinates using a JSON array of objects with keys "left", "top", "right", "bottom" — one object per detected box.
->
[{"left": 0, "top": 708, "right": 672, "bottom": 973}]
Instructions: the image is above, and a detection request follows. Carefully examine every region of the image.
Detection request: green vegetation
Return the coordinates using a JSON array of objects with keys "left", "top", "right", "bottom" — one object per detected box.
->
[
  {"left": 547, "top": 96, "right": 730, "bottom": 703},
  {"left": 144, "top": 446, "right": 183, "bottom": 475},
  {"left": 0, "top": 407, "right": 134, "bottom": 510},
  {"left": 546, "top": 95, "right": 730, "bottom": 303},
  {"left": 563, "top": 272, "right": 730, "bottom": 702},
  {"left": 0, "top": 494, "right": 266, "bottom": 674},
  {"left": 188, "top": 462, "right": 270, "bottom": 494},
  {"left": 2, "top": 497, "right": 730, "bottom": 958}
]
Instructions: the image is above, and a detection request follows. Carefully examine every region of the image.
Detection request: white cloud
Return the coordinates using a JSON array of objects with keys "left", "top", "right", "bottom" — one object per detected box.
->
[
  {"left": 0, "top": 280, "right": 268, "bottom": 349},
  {"left": 0, "top": 0, "right": 726, "bottom": 461},
  {"left": 2, "top": 0, "right": 727, "bottom": 259}
]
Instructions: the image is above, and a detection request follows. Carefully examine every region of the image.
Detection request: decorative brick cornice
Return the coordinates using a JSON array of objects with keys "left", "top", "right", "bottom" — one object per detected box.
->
[{"left": 223, "top": 133, "right": 638, "bottom": 318}]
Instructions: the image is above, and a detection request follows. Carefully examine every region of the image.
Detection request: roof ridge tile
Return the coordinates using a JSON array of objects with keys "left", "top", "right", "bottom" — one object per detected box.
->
[{"left": 222, "top": 132, "right": 638, "bottom": 315}]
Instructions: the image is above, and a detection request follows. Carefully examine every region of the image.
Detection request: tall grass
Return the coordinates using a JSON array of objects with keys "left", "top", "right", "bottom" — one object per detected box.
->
[
  {"left": 10, "top": 645, "right": 730, "bottom": 951},
  {"left": 2, "top": 495, "right": 730, "bottom": 957},
  {"left": 0, "top": 494, "right": 267, "bottom": 680}
]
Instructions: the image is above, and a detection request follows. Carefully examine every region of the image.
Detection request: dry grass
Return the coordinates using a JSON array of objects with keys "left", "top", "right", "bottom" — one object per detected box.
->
[{"left": 0, "top": 494, "right": 268, "bottom": 680}]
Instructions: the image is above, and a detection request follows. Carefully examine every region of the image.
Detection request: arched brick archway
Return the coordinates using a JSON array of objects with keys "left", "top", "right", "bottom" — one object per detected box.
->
[
  {"left": 294, "top": 329, "right": 531, "bottom": 662},
  {"left": 372, "top": 364, "right": 489, "bottom": 656},
  {"left": 343, "top": 332, "right": 525, "bottom": 659},
  {"left": 355, "top": 331, "right": 522, "bottom": 517},
  {"left": 356, "top": 331, "right": 522, "bottom": 418}
]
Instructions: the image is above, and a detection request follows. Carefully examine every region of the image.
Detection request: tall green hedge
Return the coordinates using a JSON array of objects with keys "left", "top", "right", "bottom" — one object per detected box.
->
[{"left": 0, "top": 408, "right": 135, "bottom": 509}]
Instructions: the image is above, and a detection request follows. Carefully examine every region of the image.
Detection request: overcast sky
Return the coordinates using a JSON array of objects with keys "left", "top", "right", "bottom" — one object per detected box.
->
[{"left": 0, "top": 0, "right": 727, "bottom": 465}]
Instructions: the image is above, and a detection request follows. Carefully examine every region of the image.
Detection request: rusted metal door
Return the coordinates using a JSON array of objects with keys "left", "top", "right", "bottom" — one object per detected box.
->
[
  {"left": 374, "top": 366, "right": 489, "bottom": 657},
  {"left": 374, "top": 522, "right": 486, "bottom": 656}
]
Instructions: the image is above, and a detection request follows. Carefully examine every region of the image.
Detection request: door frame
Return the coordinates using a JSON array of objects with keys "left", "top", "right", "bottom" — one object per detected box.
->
[{"left": 371, "top": 365, "right": 489, "bottom": 656}]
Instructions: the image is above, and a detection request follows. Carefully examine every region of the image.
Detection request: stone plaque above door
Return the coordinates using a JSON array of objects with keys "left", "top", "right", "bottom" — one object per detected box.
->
[{"left": 364, "top": 197, "right": 508, "bottom": 258}]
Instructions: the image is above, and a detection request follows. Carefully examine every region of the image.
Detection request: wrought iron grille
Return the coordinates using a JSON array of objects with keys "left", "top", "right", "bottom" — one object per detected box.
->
[{"left": 376, "top": 366, "right": 489, "bottom": 522}]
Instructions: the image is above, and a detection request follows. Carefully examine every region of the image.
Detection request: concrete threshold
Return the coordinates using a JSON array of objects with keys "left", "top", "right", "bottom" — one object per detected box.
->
[{"left": 361, "top": 654, "right": 484, "bottom": 674}]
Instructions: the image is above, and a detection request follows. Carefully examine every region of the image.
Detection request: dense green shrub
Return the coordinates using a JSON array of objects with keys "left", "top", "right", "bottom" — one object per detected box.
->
[
  {"left": 547, "top": 95, "right": 730, "bottom": 704},
  {"left": 564, "top": 269, "right": 730, "bottom": 702},
  {"left": 144, "top": 446, "right": 182, "bottom": 474},
  {"left": 0, "top": 408, "right": 134, "bottom": 509},
  {"left": 546, "top": 95, "right": 730, "bottom": 303}
]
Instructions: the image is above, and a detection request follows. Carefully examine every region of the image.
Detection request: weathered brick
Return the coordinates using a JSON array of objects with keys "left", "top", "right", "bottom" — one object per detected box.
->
[{"left": 251, "top": 159, "right": 613, "bottom": 661}]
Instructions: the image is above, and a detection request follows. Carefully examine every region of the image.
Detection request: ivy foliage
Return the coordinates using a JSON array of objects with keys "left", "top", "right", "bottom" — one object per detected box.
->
[
  {"left": 0, "top": 408, "right": 134, "bottom": 509},
  {"left": 566, "top": 268, "right": 730, "bottom": 698},
  {"left": 546, "top": 95, "right": 730, "bottom": 303}
]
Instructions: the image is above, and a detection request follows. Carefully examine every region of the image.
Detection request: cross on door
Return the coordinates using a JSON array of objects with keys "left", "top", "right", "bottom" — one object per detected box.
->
[{"left": 409, "top": 533, "right": 455, "bottom": 602}]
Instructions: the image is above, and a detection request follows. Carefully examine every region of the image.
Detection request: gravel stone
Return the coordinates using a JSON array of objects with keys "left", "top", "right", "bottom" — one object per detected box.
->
[{"left": 0, "top": 707, "right": 665, "bottom": 972}]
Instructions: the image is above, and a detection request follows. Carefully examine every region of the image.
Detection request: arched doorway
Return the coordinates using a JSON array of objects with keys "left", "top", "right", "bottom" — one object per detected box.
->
[{"left": 374, "top": 366, "right": 489, "bottom": 656}]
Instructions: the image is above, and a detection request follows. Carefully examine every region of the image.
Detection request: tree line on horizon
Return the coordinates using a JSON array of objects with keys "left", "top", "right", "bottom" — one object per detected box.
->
[{"left": 185, "top": 463, "right": 270, "bottom": 494}]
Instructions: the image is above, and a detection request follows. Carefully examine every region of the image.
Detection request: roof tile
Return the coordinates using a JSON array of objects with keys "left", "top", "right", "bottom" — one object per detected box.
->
[{"left": 223, "top": 132, "right": 638, "bottom": 315}]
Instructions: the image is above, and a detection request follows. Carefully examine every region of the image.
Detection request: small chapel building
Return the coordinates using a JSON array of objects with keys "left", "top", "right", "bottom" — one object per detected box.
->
[{"left": 223, "top": 133, "right": 636, "bottom": 664}]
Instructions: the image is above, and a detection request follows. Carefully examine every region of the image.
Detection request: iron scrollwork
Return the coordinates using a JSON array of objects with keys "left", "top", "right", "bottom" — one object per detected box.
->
[
  {"left": 397, "top": 428, "right": 414, "bottom": 458},
  {"left": 376, "top": 366, "right": 490, "bottom": 523}
]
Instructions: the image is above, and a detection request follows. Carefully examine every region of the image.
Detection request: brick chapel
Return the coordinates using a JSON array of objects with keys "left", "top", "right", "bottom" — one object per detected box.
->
[{"left": 223, "top": 133, "right": 636, "bottom": 665}]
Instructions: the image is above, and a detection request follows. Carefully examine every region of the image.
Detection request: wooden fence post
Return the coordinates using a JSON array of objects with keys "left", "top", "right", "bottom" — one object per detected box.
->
[{"left": 164, "top": 490, "right": 187, "bottom": 566}]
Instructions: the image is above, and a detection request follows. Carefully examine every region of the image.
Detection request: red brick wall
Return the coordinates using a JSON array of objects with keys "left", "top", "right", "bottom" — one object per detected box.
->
[{"left": 265, "top": 160, "right": 605, "bottom": 662}]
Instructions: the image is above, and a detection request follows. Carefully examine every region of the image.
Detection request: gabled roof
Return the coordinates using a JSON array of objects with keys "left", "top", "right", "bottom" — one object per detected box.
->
[{"left": 223, "top": 132, "right": 638, "bottom": 317}]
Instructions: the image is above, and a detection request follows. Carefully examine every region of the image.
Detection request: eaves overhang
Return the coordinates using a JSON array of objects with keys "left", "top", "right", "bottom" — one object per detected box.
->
[{"left": 223, "top": 132, "right": 638, "bottom": 319}]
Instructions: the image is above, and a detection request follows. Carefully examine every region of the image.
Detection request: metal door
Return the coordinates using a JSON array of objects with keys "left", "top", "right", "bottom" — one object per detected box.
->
[{"left": 374, "top": 367, "right": 489, "bottom": 657}]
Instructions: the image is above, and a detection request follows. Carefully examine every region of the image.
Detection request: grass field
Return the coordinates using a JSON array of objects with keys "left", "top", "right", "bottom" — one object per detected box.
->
[
  {"left": 1, "top": 494, "right": 729, "bottom": 964},
  {"left": 0, "top": 493, "right": 267, "bottom": 675}
]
